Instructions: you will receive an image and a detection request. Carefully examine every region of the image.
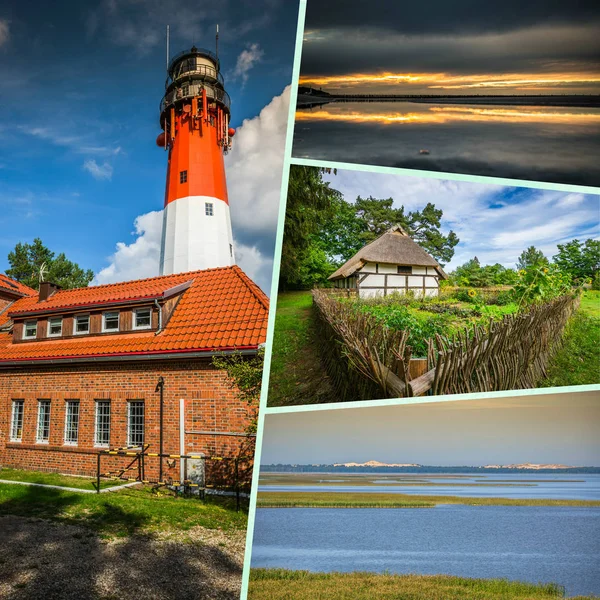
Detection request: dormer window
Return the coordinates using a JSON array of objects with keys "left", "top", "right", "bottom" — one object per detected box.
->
[
  {"left": 48, "top": 317, "right": 63, "bottom": 337},
  {"left": 23, "top": 320, "right": 37, "bottom": 339},
  {"left": 133, "top": 308, "right": 152, "bottom": 330},
  {"left": 102, "top": 311, "right": 120, "bottom": 332},
  {"left": 74, "top": 314, "right": 90, "bottom": 335}
]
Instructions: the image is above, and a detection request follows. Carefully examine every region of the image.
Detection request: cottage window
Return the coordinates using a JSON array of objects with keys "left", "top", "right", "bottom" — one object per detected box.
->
[
  {"left": 10, "top": 400, "right": 24, "bottom": 442},
  {"left": 94, "top": 401, "right": 111, "bottom": 447},
  {"left": 205, "top": 202, "right": 214, "bottom": 216},
  {"left": 36, "top": 400, "right": 51, "bottom": 443},
  {"left": 102, "top": 311, "right": 120, "bottom": 332},
  {"left": 64, "top": 401, "right": 80, "bottom": 445},
  {"left": 127, "top": 401, "right": 145, "bottom": 446},
  {"left": 179, "top": 170, "right": 187, "bottom": 183},
  {"left": 74, "top": 314, "right": 90, "bottom": 335},
  {"left": 23, "top": 320, "right": 37, "bottom": 339},
  {"left": 133, "top": 308, "right": 152, "bottom": 330},
  {"left": 48, "top": 317, "right": 62, "bottom": 337},
  {"left": 397, "top": 266, "right": 412, "bottom": 274}
]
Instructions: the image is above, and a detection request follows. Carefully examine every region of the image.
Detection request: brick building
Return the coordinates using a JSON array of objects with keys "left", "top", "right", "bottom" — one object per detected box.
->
[{"left": 0, "top": 266, "right": 267, "bottom": 484}]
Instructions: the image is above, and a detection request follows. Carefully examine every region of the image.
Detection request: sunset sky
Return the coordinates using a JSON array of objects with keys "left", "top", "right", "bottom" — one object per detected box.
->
[{"left": 299, "top": 0, "right": 600, "bottom": 95}]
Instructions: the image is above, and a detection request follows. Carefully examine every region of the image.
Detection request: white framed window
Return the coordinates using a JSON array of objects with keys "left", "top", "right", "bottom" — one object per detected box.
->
[
  {"left": 47, "top": 317, "right": 63, "bottom": 337},
  {"left": 64, "top": 401, "right": 80, "bottom": 445},
  {"left": 36, "top": 400, "right": 51, "bottom": 443},
  {"left": 102, "top": 311, "right": 120, "bottom": 333},
  {"left": 205, "top": 202, "right": 214, "bottom": 216},
  {"left": 23, "top": 320, "right": 37, "bottom": 339},
  {"left": 133, "top": 308, "right": 152, "bottom": 330},
  {"left": 127, "top": 401, "right": 145, "bottom": 447},
  {"left": 94, "top": 401, "right": 111, "bottom": 447},
  {"left": 10, "top": 400, "right": 24, "bottom": 442},
  {"left": 74, "top": 314, "right": 90, "bottom": 335}
]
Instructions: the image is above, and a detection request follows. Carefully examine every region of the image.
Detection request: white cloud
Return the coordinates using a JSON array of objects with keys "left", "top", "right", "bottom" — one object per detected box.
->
[
  {"left": 93, "top": 88, "right": 290, "bottom": 292},
  {"left": 232, "top": 43, "right": 264, "bottom": 84},
  {"left": 0, "top": 20, "right": 9, "bottom": 46},
  {"left": 93, "top": 211, "right": 162, "bottom": 285},
  {"left": 83, "top": 159, "right": 114, "bottom": 181}
]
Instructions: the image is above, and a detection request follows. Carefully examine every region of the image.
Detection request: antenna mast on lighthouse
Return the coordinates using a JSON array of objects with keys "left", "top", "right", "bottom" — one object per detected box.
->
[{"left": 156, "top": 38, "right": 236, "bottom": 275}]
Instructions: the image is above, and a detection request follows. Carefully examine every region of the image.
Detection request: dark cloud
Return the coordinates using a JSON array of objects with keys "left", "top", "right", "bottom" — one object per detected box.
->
[{"left": 305, "top": 0, "right": 600, "bottom": 35}]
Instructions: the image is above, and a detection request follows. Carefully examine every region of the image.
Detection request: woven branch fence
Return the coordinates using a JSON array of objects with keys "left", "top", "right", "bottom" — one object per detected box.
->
[{"left": 312, "top": 289, "right": 580, "bottom": 401}]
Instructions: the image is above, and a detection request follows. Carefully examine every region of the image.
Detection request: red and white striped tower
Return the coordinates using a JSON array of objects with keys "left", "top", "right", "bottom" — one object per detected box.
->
[{"left": 157, "top": 43, "right": 236, "bottom": 275}]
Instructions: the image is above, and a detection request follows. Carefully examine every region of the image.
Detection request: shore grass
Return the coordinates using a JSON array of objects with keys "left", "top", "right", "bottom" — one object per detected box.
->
[
  {"left": 249, "top": 570, "right": 594, "bottom": 600},
  {"left": 540, "top": 290, "right": 600, "bottom": 387},
  {"left": 0, "top": 481, "right": 247, "bottom": 538},
  {"left": 268, "top": 291, "right": 336, "bottom": 406},
  {"left": 0, "top": 467, "right": 129, "bottom": 491},
  {"left": 257, "top": 491, "right": 600, "bottom": 509}
]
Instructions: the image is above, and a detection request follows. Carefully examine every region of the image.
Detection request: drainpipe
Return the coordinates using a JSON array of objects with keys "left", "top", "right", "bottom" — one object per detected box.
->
[
  {"left": 155, "top": 376, "right": 165, "bottom": 482},
  {"left": 154, "top": 299, "right": 163, "bottom": 333}
]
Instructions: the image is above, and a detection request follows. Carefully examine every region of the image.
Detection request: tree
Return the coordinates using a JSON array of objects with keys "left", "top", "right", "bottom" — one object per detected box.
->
[
  {"left": 553, "top": 239, "right": 600, "bottom": 281},
  {"left": 6, "top": 238, "right": 93, "bottom": 290},
  {"left": 516, "top": 246, "right": 548, "bottom": 271}
]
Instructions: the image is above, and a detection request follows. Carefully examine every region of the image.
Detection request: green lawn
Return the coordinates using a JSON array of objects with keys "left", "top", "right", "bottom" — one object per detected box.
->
[
  {"left": 540, "top": 290, "right": 600, "bottom": 387},
  {"left": 0, "top": 481, "right": 247, "bottom": 538},
  {"left": 257, "top": 490, "right": 600, "bottom": 509},
  {"left": 0, "top": 467, "right": 129, "bottom": 491},
  {"left": 249, "top": 570, "right": 594, "bottom": 600},
  {"left": 267, "top": 291, "right": 337, "bottom": 406}
]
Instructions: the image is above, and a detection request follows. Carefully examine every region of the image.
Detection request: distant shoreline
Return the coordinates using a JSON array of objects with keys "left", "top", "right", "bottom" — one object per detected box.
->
[{"left": 296, "top": 93, "right": 600, "bottom": 109}]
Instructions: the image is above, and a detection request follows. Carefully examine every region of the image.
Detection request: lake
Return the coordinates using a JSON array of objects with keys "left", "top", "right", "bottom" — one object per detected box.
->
[
  {"left": 293, "top": 101, "right": 600, "bottom": 186},
  {"left": 251, "top": 505, "right": 600, "bottom": 597}
]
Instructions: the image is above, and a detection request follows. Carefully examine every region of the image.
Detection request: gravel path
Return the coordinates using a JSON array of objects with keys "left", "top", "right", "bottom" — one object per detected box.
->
[{"left": 0, "top": 515, "right": 246, "bottom": 600}]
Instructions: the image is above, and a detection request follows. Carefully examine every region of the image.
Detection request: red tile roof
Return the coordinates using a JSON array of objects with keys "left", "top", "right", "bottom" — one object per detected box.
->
[
  {"left": 0, "top": 274, "right": 36, "bottom": 298},
  {"left": 0, "top": 266, "right": 268, "bottom": 364}
]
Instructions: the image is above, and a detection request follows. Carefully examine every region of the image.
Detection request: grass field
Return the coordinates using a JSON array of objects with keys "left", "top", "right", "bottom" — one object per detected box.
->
[
  {"left": 257, "top": 491, "right": 600, "bottom": 509},
  {"left": 268, "top": 291, "right": 336, "bottom": 406},
  {"left": 540, "top": 290, "right": 600, "bottom": 387},
  {"left": 0, "top": 481, "right": 247, "bottom": 538},
  {"left": 0, "top": 467, "right": 129, "bottom": 491},
  {"left": 249, "top": 570, "right": 594, "bottom": 600}
]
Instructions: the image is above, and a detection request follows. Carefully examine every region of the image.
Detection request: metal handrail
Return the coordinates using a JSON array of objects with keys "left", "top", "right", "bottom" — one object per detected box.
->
[
  {"left": 160, "top": 85, "right": 231, "bottom": 115},
  {"left": 169, "top": 61, "right": 224, "bottom": 86},
  {"left": 168, "top": 47, "right": 219, "bottom": 73}
]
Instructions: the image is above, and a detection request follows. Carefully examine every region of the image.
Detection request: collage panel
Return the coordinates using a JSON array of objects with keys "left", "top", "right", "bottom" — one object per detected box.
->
[
  {"left": 269, "top": 164, "right": 599, "bottom": 407},
  {"left": 295, "top": 0, "right": 600, "bottom": 187},
  {"left": 249, "top": 391, "right": 600, "bottom": 599}
]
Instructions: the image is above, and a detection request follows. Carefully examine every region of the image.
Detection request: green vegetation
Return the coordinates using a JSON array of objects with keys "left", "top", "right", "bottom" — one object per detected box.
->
[
  {"left": 257, "top": 491, "right": 600, "bottom": 509},
  {"left": 6, "top": 237, "right": 93, "bottom": 290},
  {"left": 540, "top": 290, "right": 600, "bottom": 387},
  {"left": 0, "top": 467, "right": 129, "bottom": 491},
  {"left": 249, "top": 570, "right": 593, "bottom": 600},
  {"left": 0, "top": 481, "right": 247, "bottom": 538},
  {"left": 268, "top": 291, "right": 336, "bottom": 406}
]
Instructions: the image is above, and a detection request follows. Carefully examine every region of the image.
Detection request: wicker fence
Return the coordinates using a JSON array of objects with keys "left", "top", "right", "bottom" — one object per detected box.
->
[{"left": 312, "top": 289, "right": 580, "bottom": 401}]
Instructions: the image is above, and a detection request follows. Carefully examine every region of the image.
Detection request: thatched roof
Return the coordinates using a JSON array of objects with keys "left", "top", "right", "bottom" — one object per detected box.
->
[{"left": 328, "top": 225, "right": 448, "bottom": 280}]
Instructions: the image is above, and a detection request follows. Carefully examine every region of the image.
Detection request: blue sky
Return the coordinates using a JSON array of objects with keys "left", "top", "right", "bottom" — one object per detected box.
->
[
  {"left": 324, "top": 170, "right": 600, "bottom": 270},
  {"left": 0, "top": 0, "right": 299, "bottom": 291}
]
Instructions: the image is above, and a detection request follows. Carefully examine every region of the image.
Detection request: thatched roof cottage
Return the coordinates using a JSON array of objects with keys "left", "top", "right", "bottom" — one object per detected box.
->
[{"left": 328, "top": 225, "right": 447, "bottom": 298}]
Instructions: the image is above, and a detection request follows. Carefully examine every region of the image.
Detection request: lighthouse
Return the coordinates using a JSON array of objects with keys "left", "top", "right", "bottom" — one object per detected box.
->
[{"left": 157, "top": 43, "right": 236, "bottom": 275}]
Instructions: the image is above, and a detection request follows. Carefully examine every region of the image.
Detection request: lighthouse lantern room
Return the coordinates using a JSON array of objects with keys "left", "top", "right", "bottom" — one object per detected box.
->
[{"left": 158, "top": 42, "right": 236, "bottom": 275}]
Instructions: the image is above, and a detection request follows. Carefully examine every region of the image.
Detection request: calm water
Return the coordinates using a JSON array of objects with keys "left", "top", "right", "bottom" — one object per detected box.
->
[
  {"left": 261, "top": 473, "right": 600, "bottom": 500},
  {"left": 293, "top": 101, "right": 600, "bottom": 186},
  {"left": 251, "top": 505, "right": 600, "bottom": 597}
]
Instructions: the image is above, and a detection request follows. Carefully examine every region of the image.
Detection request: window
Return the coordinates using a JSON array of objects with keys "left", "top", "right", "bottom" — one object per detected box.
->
[
  {"left": 74, "top": 314, "right": 90, "bottom": 335},
  {"left": 127, "top": 401, "right": 145, "bottom": 446},
  {"left": 179, "top": 170, "right": 187, "bottom": 183},
  {"left": 64, "top": 401, "right": 80, "bottom": 445},
  {"left": 102, "top": 311, "right": 119, "bottom": 332},
  {"left": 397, "top": 266, "right": 412, "bottom": 274},
  {"left": 229, "top": 243, "right": 233, "bottom": 257},
  {"left": 23, "top": 320, "right": 37, "bottom": 339},
  {"left": 205, "top": 202, "right": 214, "bottom": 216},
  {"left": 48, "top": 317, "right": 63, "bottom": 337},
  {"left": 10, "top": 400, "right": 24, "bottom": 442},
  {"left": 36, "top": 400, "right": 51, "bottom": 443},
  {"left": 133, "top": 308, "right": 152, "bottom": 330},
  {"left": 94, "top": 401, "right": 111, "bottom": 447}
]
